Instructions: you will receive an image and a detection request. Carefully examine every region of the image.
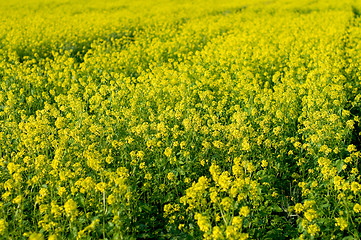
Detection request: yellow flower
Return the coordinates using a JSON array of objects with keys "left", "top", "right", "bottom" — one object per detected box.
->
[
  {"left": 58, "top": 187, "right": 66, "bottom": 197},
  {"left": 163, "top": 204, "right": 173, "bottom": 216},
  {"left": 12, "top": 195, "right": 22, "bottom": 205},
  {"left": 167, "top": 172, "right": 175, "bottom": 181},
  {"left": 294, "top": 142, "right": 302, "bottom": 148},
  {"left": 241, "top": 139, "right": 251, "bottom": 151},
  {"left": 212, "top": 226, "right": 223, "bottom": 239},
  {"left": 50, "top": 201, "right": 62, "bottom": 218},
  {"left": 136, "top": 151, "right": 145, "bottom": 159},
  {"left": 139, "top": 162, "right": 146, "bottom": 169},
  {"left": 298, "top": 182, "right": 306, "bottom": 188},
  {"left": 145, "top": 173, "right": 152, "bottom": 180},
  {"left": 351, "top": 168, "right": 359, "bottom": 175},
  {"left": 351, "top": 181, "right": 361, "bottom": 194},
  {"left": 304, "top": 209, "right": 318, "bottom": 222},
  {"left": 311, "top": 181, "right": 318, "bottom": 188},
  {"left": 28, "top": 232, "right": 44, "bottom": 240},
  {"left": 96, "top": 182, "right": 107, "bottom": 192},
  {"left": 261, "top": 160, "right": 268, "bottom": 168},
  {"left": 273, "top": 126, "right": 282, "bottom": 136},
  {"left": 240, "top": 206, "right": 250, "bottom": 217},
  {"left": 39, "top": 204, "right": 48, "bottom": 214},
  {"left": 164, "top": 147, "right": 172, "bottom": 157},
  {"left": 48, "top": 234, "right": 57, "bottom": 240},
  {"left": 335, "top": 217, "right": 348, "bottom": 231},
  {"left": 194, "top": 213, "right": 211, "bottom": 233},
  {"left": 238, "top": 233, "right": 249, "bottom": 240},
  {"left": 226, "top": 225, "right": 236, "bottom": 239},
  {"left": 347, "top": 144, "right": 357, "bottom": 152},
  {"left": 333, "top": 176, "right": 344, "bottom": 191},
  {"left": 307, "top": 224, "right": 320, "bottom": 236},
  {"left": 0, "top": 219, "right": 7, "bottom": 234},
  {"left": 210, "top": 164, "right": 221, "bottom": 182},
  {"left": 213, "top": 140, "right": 224, "bottom": 149},
  {"left": 39, "top": 188, "right": 48, "bottom": 197},
  {"left": 354, "top": 203, "right": 361, "bottom": 213},
  {"left": 303, "top": 200, "right": 315, "bottom": 209},
  {"left": 7, "top": 162, "right": 18, "bottom": 175},
  {"left": 64, "top": 199, "right": 77, "bottom": 216},
  {"left": 221, "top": 197, "right": 233, "bottom": 211},
  {"left": 346, "top": 120, "right": 355, "bottom": 129},
  {"left": 218, "top": 171, "right": 232, "bottom": 191},
  {"left": 107, "top": 194, "right": 116, "bottom": 205},
  {"left": 232, "top": 216, "right": 243, "bottom": 228},
  {"left": 294, "top": 203, "right": 304, "bottom": 213}
]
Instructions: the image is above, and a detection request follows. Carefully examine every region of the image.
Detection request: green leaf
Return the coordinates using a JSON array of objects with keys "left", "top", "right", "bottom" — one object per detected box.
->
[
  {"left": 272, "top": 205, "right": 283, "bottom": 213},
  {"left": 336, "top": 159, "right": 344, "bottom": 173}
]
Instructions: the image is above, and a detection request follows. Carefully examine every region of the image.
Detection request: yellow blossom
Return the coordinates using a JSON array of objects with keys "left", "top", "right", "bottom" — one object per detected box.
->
[
  {"left": 335, "top": 217, "right": 348, "bottom": 231},
  {"left": 29, "top": 232, "right": 44, "bottom": 240},
  {"left": 167, "top": 172, "right": 176, "bottom": 181},
  {"left": 64, "top": 199, "right": 77, "bottom": 216},
  {"left": 240, "top": 206, "right": 250, "bottom": 217},
  {"left": 351, "top": 181, "right": 361, "bottom": 194},
  {"left": 0, "top": 219, "right": 7, "bottom": 234},
  {"left": 261, "top": 160, "right": 268, "bottom": 168},
  {"left": 304, "top": 209, "right": 318, "bottom": 222},
  {"left": 307, "top": 224, "right": 320, "bottom": 236},
  {"left": 164, "top": 147, "right": 172, "bottom": 157},
  {"left": 294, "top": 203, "right": 304, "bottom": 213},
  {"left": 354, "top": 203, "right": 361, "bottom": 213},
  {"left": 212, "top": 226, "right": 223, "bottom": 239},
  {"left": 221, "top": 197, "right": 233, "bottom": 211},
  {"left": 194, "top": 213, "right": 211, "bottom": 233}
]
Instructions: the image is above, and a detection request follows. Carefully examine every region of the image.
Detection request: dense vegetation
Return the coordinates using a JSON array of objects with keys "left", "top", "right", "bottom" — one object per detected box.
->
[{"left": 2, "top": 0, "right": 361, "bottom": 239}]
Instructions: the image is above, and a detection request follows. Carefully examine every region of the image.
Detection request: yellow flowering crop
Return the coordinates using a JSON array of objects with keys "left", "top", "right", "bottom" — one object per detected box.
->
[{"left": 1, "top": 0, "right": 361, "bottom": 239}]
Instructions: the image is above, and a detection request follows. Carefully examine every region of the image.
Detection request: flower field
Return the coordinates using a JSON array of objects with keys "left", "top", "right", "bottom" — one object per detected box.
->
[{"left": 2, "top": 0, "right": 361, "bottom": 239}]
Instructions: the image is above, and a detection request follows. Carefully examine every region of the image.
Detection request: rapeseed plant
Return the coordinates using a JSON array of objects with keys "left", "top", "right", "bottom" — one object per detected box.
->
[{"left": 1, "top": 0, "right": 361, "bottom": 239}]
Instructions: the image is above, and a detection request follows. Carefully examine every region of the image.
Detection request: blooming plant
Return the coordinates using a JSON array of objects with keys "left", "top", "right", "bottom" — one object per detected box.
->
[{"left": 1, "top": 0, "right": 361, "bottom": 239}]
